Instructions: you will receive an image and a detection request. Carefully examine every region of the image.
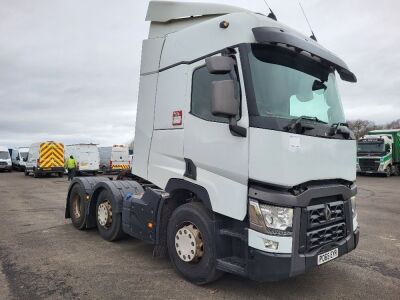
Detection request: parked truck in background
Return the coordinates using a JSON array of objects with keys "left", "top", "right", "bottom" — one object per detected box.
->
[
  {"left": 65, "top": 1, "right": 359, "bottom": 284},
  {"left": 25, "top": 141, "right": 65, "bottom": 178},
  {"left": 65, "top": 144, "right": 100, "bottom": 176},
  {"left": 99, "top": 145, "right": 130, "bottom": 174},
  {"left": 0, "top": 146, "right": 12, "bottom": 172},
  {"left": 11, "top": 147, "right": 29, "bottom": 171},
  {"left": 357, "top": 129, "right": 400, "bottom": 176}
]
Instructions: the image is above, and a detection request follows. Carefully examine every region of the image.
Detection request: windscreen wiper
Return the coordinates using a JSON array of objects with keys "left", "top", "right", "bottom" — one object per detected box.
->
[
  {"left": 329, "top": 122, "right": 354, "bottom": 139},
  {"left": 285, "top": 115, "right": 327, "bottom": 134}
]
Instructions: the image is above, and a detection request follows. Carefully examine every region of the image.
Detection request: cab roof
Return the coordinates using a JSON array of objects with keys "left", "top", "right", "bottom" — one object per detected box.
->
[{"left": 146, "top": 1, "right": 250, "bottom": 22}]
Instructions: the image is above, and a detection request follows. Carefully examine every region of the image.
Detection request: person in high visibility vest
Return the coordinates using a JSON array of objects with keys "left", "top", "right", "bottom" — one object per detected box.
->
[{"left": 66, "top": 155, "right": 77, "bottom": 181}]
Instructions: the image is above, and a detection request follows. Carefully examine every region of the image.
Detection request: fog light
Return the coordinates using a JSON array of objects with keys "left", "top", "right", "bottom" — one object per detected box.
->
[{"left": 264, "top": 239, "right": 279, "bottom": 250}]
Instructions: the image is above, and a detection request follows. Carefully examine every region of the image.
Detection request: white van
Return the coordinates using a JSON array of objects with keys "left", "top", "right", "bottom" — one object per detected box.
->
[
  {"left": 11, "top": 147, "right": 29, "bottom": 171},
  {"left": 25, "top": 141, "right": 65, "bottom": 178},
  {"left": 0, "top": 146, "right": 12, "bottom": 172},
  {"left": 65, "top": 144, "right": 100, "bottom": 175},
  {"left": 99, "top": 145, "right": 130, "bottom": 173}
]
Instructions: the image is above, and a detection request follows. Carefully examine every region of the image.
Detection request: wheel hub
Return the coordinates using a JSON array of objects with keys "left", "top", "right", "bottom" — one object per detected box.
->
[
  {"left": 175, "top": 224, "right": 204, "bottom": 263},
  {"left": 97, "top": 200, "right": 112, "bottom": 228}
]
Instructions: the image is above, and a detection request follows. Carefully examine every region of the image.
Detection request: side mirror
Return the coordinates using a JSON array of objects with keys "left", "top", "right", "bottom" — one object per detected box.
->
[
  {"left": 211, "top": 80, "right": 238, "bottom": 117},
  {"left": 206, "top": 56, "right": 234, "bottom": 74},
  {"left": 16, "top": 157, "right": 20, "bottom": 161}
]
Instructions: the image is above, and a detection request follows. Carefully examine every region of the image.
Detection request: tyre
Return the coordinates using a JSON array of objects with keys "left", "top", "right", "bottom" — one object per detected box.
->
[
  {"left": 33, "top": 171, "right": 38, "bottom": 178},
  {"left": 58, "top": 172, "right": 63, "bottom": 178},
  {"left": 69, "top": 184, "right": 86, "bottom": 230},
  {"left": 24, "top": 170, "right": 29, "bottom": 176},
  {"left": 96, "top": 190, "right": 125, "bottom": 241},
  {"left": 167, "top": 202, "right": 222, "bottom": 285},
  {"left": 385, "top": 167, "right": 391, "bottom": 177}
]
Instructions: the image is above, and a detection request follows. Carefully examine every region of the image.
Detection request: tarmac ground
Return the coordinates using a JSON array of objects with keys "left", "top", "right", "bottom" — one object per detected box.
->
[{"left": 0, "top": 172, "right": 399, "bottom": 299}]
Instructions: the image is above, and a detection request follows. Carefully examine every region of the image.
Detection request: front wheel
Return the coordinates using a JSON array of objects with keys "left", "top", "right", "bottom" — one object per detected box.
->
[
  {"left": 96, "top": 190, "right": 125, "bottom": 241},
  {"left": 58, "top": 172, "right": 63, "bottom": 178},
  {"left": 24, "top": 170, "right": 29, "bottom": 176},
  {"left": 385, "top": 167, "right": 391, "bottom": 177},
  {"left": 167, "top": 202, "right": 222, "bottom": 285}
]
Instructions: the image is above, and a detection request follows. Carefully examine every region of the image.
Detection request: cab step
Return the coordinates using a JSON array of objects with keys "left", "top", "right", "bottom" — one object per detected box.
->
[
  {"left": 219, "top": 229, "right": 247, "bottom": 242},
  {"left": 216, "top": 256, "right": 247, "bottom": 277}
]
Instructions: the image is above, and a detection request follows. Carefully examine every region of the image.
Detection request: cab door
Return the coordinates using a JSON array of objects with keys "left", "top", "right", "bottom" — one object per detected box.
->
[{"left": 183, "top": 54, "right": 249, "bottom": 221}]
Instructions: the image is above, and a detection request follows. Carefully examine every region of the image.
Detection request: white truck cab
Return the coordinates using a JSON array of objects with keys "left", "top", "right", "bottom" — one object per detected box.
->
[
  {"left": 66, "top": 1, "right": 359, "bottom": 284},
  {"left": 0, "top": 146, "right": 12, "bottom": 172}
]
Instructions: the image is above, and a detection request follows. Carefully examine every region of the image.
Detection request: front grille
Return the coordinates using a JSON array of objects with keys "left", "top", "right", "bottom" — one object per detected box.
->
[
  {"left": 0, "top": 162, "right": 7, "bottom": 166},
  {"left": 359, "top": 158, "right": 379, "bottom": 172},
  {"left": 307, "top": 222, "right": 346, "bottom": 251},
  {"left": 307, "top": 201, "right": 345, "bottom": 229},
  {"left": 300, "top": 200, "right": 348, "bottom": 253}
]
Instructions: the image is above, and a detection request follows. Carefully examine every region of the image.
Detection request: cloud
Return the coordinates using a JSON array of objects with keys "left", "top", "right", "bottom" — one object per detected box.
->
[{"left": 0, "top": 0, "right": 399, "bottom": 147}]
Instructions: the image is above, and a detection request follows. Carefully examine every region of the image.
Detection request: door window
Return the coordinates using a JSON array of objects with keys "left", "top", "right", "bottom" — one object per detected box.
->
[{"left": 191, "top": 66, "right": 240, "bottom": 123}]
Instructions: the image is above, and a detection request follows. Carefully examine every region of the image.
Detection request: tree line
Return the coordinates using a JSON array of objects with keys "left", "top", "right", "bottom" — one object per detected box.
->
[{"left": 348, "top": 119, "right": 400, "bottom": 139}]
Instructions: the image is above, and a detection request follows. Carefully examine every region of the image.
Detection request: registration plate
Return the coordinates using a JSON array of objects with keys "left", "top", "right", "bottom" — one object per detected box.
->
[{"left": 317, "top": 248, "right": 338, "bottom": 265}]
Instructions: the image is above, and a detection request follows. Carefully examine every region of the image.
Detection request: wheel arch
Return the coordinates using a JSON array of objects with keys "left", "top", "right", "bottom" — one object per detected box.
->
[{"left": 165, "top": 178, "right": 213, "bottom": 211}]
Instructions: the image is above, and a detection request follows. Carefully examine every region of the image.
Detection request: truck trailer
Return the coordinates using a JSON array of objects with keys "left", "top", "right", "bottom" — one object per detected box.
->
[
  {"left": 357, "top": 129, "right": 400, "bottom": 176},
  {"left": 65, "top": 1, "right": 359, "bottom": 284}
]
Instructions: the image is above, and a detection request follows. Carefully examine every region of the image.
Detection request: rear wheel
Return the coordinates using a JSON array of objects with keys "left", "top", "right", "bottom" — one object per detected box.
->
[
  {"left": 33, "top": 171, "right": 39, "bottom": 178},
  {"left": 167, "top": 202, "right": 222, "bottom": 285},
  {"left": 58, "top": 172, "right": 63, "bottom": 178},
  {"left": 69, "top": 184, "right": 86, "bottom": 230},
  {"left": 96, "top": 190, "right": 125, "bottom": 241}
]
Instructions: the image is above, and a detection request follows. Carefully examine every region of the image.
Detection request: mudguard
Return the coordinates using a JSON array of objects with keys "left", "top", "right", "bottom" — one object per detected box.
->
[{"left": 87, "top": 180, "right": 144, "bottom": 227}]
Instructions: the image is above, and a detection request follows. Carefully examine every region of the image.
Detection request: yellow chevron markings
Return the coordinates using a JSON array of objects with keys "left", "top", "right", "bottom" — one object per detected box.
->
[{"left": 40, "top": 142, "right": 65, "bottom": 168}]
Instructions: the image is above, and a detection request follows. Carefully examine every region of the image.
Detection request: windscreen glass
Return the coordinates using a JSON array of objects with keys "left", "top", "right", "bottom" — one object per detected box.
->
[
  {"left": 248, "top": 44, "right": 346, "bottom": 124},
  {"left": 0, "top": 151, "right": 10, "bottom": 159},
  {"left": 20, "top": 152, "right": 28, "bottom": 160},
  {"left": 357, "top": 142, "right": 385, "bottom": 153}
]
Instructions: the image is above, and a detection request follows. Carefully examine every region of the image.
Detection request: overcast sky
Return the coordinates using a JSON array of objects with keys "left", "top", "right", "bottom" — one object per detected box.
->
[{"left": 0, "top": 0, "right": 399, "bottom": 147}]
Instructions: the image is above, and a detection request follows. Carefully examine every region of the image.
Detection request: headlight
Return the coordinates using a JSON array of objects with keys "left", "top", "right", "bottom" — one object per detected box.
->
[
  {"left": 351, "top": 196, "right": 359, "bottom": 230},
  {"left": 249, "top": 200, "right": 293, "bottom": 236}
]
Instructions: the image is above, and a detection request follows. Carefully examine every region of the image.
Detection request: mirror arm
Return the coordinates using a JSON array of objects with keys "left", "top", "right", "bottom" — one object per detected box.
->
[{"left": 229, "top": 118, "right": 247, "bottom": 137}]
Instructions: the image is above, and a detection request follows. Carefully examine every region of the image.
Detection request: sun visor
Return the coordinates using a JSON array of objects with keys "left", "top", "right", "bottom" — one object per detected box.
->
[{"left": 252, "top": 27, "right": 357, "bottom": 83}]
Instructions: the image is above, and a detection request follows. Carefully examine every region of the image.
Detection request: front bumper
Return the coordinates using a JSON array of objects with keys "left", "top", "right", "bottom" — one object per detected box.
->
[
  {"left": 0, "top": 165, "right": 12, "bottom": 170},
  {"left": 245, "top": 181, "right": 358, "bottom": 281},
  {"left": 248, "top": 229, "right": 359, "bottom": 281}
]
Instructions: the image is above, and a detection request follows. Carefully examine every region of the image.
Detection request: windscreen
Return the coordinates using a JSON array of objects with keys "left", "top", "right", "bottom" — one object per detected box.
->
[
  {"left": 248, "top": 44, "right": 346, "bottom": 124},
  {"left": 0, "top": 151, "right": 10, "bottom": 159},
  {"left": 20, "top": 152, "right": 28, "bottom": 160},
  {"left": 357, "top": 142, "right": 385, "bottom": 154}
]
